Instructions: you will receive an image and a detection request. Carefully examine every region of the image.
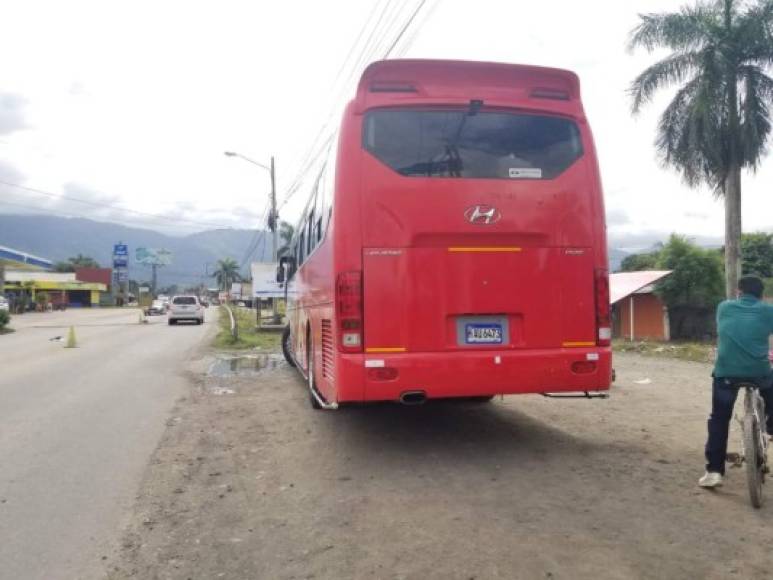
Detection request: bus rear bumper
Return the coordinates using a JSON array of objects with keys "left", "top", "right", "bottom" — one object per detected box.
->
[{"left": 336, "top": 348, "right": 612, "bottom": 402}]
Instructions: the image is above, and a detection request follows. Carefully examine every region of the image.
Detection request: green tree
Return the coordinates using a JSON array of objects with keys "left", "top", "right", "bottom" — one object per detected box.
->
[
  {"left": 277, "top": 221, "right": 295, "bottom": 258},
  {"left": 741, "top": 231, "right": 773, "bottom": 277},
  {"left": 620, "top": 252, "right": 661, "bottom": 272},
  {"left": 655, "top": 235, "right": 725, "bottom": 308},
  {"left": 211, "top": 258, "right": 243, "bottom": 292},
  {"left": 628, "top": 0, "right": 773, "bottom": 298},
  {"left": 54, "top": 254, "right": 100, "bottom": 272}
]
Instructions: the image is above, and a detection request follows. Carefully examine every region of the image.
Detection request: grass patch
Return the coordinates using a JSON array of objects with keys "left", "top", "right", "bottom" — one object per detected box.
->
[
  {"left": 213, "top": 305, "right": 281, "bottom": 351},
  {"left": 613, "top": 339, "right": 716, "bottom": 363}
]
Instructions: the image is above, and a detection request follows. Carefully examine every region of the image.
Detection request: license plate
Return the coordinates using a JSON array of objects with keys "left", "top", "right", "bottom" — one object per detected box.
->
[{"left": 465, "top": 324, "right": 503, "bottom": 344}]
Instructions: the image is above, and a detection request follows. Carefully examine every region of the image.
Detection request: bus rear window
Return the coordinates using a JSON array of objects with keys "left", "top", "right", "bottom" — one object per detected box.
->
[{"left": 363, "top": 109, "right": 583, "bottom": 180}]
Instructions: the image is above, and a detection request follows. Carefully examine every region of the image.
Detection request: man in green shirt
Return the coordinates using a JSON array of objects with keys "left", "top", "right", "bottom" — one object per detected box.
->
[{"left": 700, "top": 276, "right": 773, "bottom": 488}]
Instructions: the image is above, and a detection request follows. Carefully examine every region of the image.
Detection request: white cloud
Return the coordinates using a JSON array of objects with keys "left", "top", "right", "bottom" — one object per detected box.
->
[
  {"left": 0, "top": 93, "right": 28, "bottom": 135},
  {"left": 0, "top": 0, "right": 770, "bottom": 241}
]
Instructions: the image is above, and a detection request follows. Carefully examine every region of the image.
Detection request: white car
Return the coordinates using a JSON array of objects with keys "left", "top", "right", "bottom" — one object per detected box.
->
[
  {"left": 0, "top": 296, "right": 8, "bottom": 311},
  {"left": 147, "top": 299, "right": 166, "bottom": 315},
  {"left": 168, "top": 295, "right": 204, "bottom": 325}
]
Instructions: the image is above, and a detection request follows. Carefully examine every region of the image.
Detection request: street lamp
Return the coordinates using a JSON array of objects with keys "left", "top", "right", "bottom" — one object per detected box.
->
[
  {"left": 223, "top": 151, "right": 278, "bottom": 258},
  {"left": 225, "top": 150, "right": 280, "bottom": 324}
]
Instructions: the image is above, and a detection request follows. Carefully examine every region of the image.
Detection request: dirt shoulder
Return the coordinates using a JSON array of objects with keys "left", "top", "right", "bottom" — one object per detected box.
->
[{"left": 107, "top": 352, "right": 773, "bottom": 580}]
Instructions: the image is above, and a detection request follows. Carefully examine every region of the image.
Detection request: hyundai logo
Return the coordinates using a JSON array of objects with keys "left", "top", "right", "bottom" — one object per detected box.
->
[{"left": 464, "top": 205, "right": 501, "bottom": 225}]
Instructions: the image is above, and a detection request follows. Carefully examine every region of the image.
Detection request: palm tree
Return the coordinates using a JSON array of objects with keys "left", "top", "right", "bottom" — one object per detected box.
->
[
  {"left": 628, "top": 0, "right": 773, "bottom": 297},
  {"left": 211, "top": 258, "right": 243, "bottom": 291},
  {"left": 277, "top": 221, "right": 295, "bottom": 258}
]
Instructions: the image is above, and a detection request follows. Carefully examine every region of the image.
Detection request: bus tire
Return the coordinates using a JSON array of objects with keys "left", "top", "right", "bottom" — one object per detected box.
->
[
  {"left": 307, "top": 332, "right": 321, "bottom": 410},
  {"left": 282, "top": 326, "right": 296, "bottom": 367}
]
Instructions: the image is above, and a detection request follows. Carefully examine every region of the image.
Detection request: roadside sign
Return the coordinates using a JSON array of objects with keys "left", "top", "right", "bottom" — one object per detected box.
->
[
  {"left": 136, "top": 247, "right": 173, "bottom": 265},
  {"left": 139, "top": 286, "right": 150, "bottom": 293},
  {"left": 116, "top": 271, "right": 128, "bottom": 282},
  {"left": 113, "top": 244, "right": 128, "bottom": 256},
  {"left": 251, "top": 262, "right": 284, "bottom": 299},
  {"left": 113, "top": 257, "right": 128, "bottom": 268}
]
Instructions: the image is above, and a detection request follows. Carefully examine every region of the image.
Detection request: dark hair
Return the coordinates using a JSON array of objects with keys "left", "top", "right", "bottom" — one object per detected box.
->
[{"left": 738, "top": 275, "right": 764, "bottom": 299}]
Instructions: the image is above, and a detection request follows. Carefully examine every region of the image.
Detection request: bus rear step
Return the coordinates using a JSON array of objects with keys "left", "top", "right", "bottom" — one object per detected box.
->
[{"left": 541, "top": 391, "right": 609, "bottom": 399}]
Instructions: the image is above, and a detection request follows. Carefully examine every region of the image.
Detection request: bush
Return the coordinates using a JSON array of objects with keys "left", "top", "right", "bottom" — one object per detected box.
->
[{"left": 0, "top": 310, "right": 10, "bottom": 331}]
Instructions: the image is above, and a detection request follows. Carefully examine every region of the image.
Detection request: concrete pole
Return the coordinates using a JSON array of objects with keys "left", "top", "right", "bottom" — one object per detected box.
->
[{"left": 270, "top": 156, "right": 280, "bottom": 324}]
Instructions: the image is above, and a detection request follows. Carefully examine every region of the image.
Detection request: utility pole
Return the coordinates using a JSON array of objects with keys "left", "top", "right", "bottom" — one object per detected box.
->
[
  {"left": 269, "top": 156, "right": 281, "bottom": 324},
  {"left": 224, "top": 150, "right": 281, "bottom": 323},
  {"left": 151, "top": 264, "right": 158, "bottom": 296},
  {"left": 270, "top": 156, "right": 277, "bottom": 261}
]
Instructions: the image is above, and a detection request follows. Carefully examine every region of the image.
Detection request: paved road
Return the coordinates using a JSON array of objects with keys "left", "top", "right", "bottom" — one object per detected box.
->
[{"left": 0, "top": 308, "right": 216, "bottom": 580}]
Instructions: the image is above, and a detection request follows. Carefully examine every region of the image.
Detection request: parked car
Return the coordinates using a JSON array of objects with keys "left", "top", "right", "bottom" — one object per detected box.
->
[
  {"left": 0, "top": 295, "right": 8, "bottom": 311},
  {"left": 168, "top": 295, "right": 204, "bottom": 325},
  {"left": 147, "top": 299, "right": 166, "bottom": 315}
]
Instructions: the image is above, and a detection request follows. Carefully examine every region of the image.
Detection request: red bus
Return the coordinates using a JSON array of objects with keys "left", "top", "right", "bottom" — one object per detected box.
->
[{"left": 279, "top": 59, "right": 611, "bottom": 409}]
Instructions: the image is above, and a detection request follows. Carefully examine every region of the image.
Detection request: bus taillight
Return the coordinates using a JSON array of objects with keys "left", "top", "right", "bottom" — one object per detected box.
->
[
  {"left": 337, "top": 271, "right": 363, "bottom": 352},
  {"left": 595, "top": 269, "right": 611, "bottom": 346}
]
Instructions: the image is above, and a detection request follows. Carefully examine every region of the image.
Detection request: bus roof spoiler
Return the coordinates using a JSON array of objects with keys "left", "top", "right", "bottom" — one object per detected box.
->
[{"left": 355, "top": 59, "right": 582, "bottom": 113}]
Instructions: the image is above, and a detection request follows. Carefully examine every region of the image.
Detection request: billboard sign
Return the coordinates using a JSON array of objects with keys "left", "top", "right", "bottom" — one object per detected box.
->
[
  {"left": 135, "top": 247, "right": 173, "bottom": 266},
  {"left": 116, "top": 270, "right": 129, "bottom": 283},
  {"left": 113, "top": 244, "right": 128, "bottom": 256},
  {"left": 113, "top": 257, "right": 128, "bottom": 268},
  {"left": 251, "top": 262, "right": 284, "bottom": 299}
]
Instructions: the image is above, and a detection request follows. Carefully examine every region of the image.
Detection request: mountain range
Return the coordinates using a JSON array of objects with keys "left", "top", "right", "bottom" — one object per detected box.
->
[
  {"left": 0, "top": 214, "right": 630, "bottom": 285},
  {"left": 0, "top": 215, "right": 272, "bottom": 288}
]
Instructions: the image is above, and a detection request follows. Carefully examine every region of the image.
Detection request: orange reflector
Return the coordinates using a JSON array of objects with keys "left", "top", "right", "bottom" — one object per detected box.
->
[
  {"left": 571, "top": 361, "right": 597, "bottom": 374},
  {"left": 365, "top": 347, "right": 406, "bottom": 353},
  {"left": 448, "top": 247, "right": 522, "bottom": 253},
  {"left": 367, "top": 367, "right": 399, "bottom": 381}
]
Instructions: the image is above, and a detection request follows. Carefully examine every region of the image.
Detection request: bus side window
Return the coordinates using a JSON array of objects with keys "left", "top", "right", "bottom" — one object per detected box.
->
[{"left": 306, "top": 212, "right": 314, "bottom": 255}]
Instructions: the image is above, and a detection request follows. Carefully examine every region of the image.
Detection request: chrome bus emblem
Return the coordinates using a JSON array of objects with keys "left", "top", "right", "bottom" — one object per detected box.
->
[{"left": 465, "top": 205, "right": 501, "bottom": 225}]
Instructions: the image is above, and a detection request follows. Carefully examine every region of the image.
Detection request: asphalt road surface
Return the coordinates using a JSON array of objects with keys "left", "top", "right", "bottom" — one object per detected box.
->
[{"left": 0, "top": 308, "right": 215, "bottom": 580}]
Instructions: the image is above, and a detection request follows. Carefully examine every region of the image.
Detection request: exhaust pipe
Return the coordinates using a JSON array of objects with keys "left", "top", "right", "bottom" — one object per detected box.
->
[{"left": 399, "top": 390, "right": 427, "bottom": 405}]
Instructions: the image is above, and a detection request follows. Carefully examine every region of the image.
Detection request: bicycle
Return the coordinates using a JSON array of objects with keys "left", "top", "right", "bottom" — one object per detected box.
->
[{"left": 737, "top": 380, "right": 770, "bottom": 508}]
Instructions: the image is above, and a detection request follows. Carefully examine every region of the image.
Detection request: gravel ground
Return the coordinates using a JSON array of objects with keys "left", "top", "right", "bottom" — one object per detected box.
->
[{"left": 106, "top": 351, "right": 773, "bottom": 580}]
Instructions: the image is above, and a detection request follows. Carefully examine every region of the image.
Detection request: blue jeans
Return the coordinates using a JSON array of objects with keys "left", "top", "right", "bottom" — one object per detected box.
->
[{"left": 705, "top": 376, "right": 773, "bottom": 475}]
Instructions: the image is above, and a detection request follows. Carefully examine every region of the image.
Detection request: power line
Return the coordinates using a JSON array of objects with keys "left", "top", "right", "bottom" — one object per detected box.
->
[
  {"left": 239, "top": 197, "right": 272, "bottom": 267},
  {"left": 383, "top": 0, "right": 427, "bottom": 58},
  {"left": 394, "top": 0, "right": 439, "bottom": 57},
  {"left": 278, "top": 0, "right": 433, "bottom": 215},
  {"left": 278, "top": 0, "right": 396, "bottom": 211},
  {"left": 0, "top": 179, "right": 239, "bottom": 230}
]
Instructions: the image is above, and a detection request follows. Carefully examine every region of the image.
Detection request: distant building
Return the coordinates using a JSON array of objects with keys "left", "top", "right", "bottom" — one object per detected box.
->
[
  {"left": 3, "top": 270, "right": 108, "bottom": 308},
  {"left": 0, "top": 245, "right": 109, "bottom": 308},
  {"left": 0, "top": 244, "right": 53, "bottom": 271},
  {"left": 610, "top": 271, "right": 672, "bottom": 341}
]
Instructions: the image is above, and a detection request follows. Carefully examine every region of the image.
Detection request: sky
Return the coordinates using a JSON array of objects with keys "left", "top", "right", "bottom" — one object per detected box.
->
[{"left": 1, "top": 0, "right": 772, "bottom": 252}]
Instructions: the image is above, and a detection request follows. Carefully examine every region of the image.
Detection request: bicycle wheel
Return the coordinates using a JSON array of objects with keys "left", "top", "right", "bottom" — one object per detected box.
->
[{"left": 743, "top": 413, "right": 764, "bottom": 508}]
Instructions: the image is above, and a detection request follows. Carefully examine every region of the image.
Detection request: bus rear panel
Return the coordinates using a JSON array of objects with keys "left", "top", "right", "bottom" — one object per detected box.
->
[{"left": 292, "top": 59, "right": 611, "bottom": 405}]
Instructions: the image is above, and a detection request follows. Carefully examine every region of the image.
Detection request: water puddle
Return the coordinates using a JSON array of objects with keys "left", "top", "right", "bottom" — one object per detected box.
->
[{"left": 208, "top": 353, "right": 286, "bottom": 377}]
